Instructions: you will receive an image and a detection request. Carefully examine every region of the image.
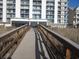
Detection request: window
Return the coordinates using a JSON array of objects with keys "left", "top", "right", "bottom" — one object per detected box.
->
[
  {"left": 33, "top": 14, "right": 41, "bottom": 19},
  {"left": 77, "top": 14, "right": 79, "bottom": 16}
]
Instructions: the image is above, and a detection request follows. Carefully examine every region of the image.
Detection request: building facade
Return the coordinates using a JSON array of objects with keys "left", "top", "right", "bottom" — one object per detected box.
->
[
  {"left": 74, "top": 7, "right": 79, "bottom": 27},
  {"left": 0, "top": 0, "right": 68, "bottom": 25},
  {"left": 67, "top": 8, "right": 76, "bottom": 26},
  {"left": 68, "top": 7, "right": 79, "bottom": 28},
  {"left": 75, "top": 7, "right": 79, "bottom": 24}
]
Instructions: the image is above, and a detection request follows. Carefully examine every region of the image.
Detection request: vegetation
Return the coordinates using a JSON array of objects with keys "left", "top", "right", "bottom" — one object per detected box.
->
[
  {"left": 52, "top": 28, "right": 79, "bottom": 44},
  {"left": 0, "top": 25, "right": 15, "bottom": 35}
]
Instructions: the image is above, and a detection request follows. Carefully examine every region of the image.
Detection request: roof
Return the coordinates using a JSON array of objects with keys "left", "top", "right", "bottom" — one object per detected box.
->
[{"left": 76, "top": 7, "right": 79, "bottom": 10}]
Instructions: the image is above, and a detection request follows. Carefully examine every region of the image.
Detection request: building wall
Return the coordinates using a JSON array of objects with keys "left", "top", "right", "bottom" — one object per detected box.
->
[
  {"left": 76, "top": 7, "right": 79, "bottom": 23},
  {"left": 0, "top": 0, "right": 3, "bottom": 22},
  {"left": 3, "top": 0, "right": 15, "bottom": 23},
  {"left": 68, "top": 8, "right": 76, "bottom": 24},
  {"left": 68, "top": 7, "right": 79, "bottom": 25},
  {"left": 46, "top": 0, "right": 54, "bottom": 22},
  {"left": 58, "top": 0, "right": 68, "bottom": 24},
  {"left": 1, "top": 0, "right": 68, "bottom": 24}
]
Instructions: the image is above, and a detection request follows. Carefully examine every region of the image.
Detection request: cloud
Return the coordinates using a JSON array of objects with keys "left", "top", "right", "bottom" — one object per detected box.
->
[{"left": 68, "top": 0, "right": 79, "bottom": 8}]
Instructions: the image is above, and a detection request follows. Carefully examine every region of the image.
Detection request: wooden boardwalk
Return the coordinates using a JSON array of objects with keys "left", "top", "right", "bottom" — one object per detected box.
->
[{"left": 12, "top": 28, "right": 35, "bottom": 59}]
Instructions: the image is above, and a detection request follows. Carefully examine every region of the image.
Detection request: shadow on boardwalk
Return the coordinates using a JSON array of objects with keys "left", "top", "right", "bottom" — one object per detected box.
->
[{"left": 34, "top": 28, "right": 48, "bottom": 59}]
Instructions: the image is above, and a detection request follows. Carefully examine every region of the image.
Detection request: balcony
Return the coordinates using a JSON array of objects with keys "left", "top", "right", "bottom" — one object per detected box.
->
[
  {"left": 7, "top": 11, "right": 15, "bottom": 14},
  {"left": 21, "top": 4, "right": 29, "bottom": 6},
  {"left": 47, "top": 3, "right": 54, "bottom": 6},
  {"left": 0, "top": 15, "right": 2, "bottom": 18},
  {"left": 47, "top": 0, "right": 54, "bottom": 1},
  {"left": 7, "top": 6, "right": 15, "bottom": 9},
  {"left": 7, "top": 1, "right": 15, "bottom": 4},
  {"left": 21, "top": 6, "right": 29, "bottom": 9},
  {"left": 21, "top": 12, "right": 29, "bottom": 15},
  {"left": 0, "top": 9, "right": 2, "bottom": 12},
  {"left": 33, "top": 11, "right": 41, "bottom": 14},
  {"left": 21, "top": 2, "right": 29, "bottom": 5},
  {"left": 0, "top": 1, "right": 2, "bottom": 3},
  {"left": 76, "top": 16, "right": 79, "bottom": 19},
  {"left": 21, "top": 15, "right": 29, "bottom": 18},
  {"left": 46, "top": 7, "right": 54, "bottom": 10},
  {"left": 61, "top": 0, "right": 67, "bottom": 2},
  {"left": 33, "top": 3, "right": 41, "bottom": 6},
  {"left": 46, "top": 13, "right": 54, "bottom": 16},
  {"left": 7, "top": 14, "right": 15, "bottom": 18},
  {"left": 0, "top": 6, "right": 2, "bottom": 8}
]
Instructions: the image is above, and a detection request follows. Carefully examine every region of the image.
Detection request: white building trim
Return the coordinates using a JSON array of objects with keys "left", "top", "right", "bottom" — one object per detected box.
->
[
  {"left": 54, "top": 0, "right": 58, "bottom": 24},
  {"left": 3, "top": 0, "right": 7, "bottom": 22},
  {"left": 11, "top": 19, "right": 47, "bottom": 22},
  {"left": 41, "top": 0, "right": 46, "bottom": 19},
  {"left": 29, "top": 0, "right": 33, "bottom": 19},
  {"left": 15, "top": 0, "right": 21, "bottom": 18},
  {"left": 1, "top": 0, "right": 68, "bottom": 25}
]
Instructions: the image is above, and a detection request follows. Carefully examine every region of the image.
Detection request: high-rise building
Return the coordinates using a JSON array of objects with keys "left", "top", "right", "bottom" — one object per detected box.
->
[
  {"left": 75, "top": 7, "right": 79, "bottom": 23},
  {"left": 0, "top": 0, "right": 68, "bottom": 25},
  {"left": 68, "top": 7, "right": 79, "bottom": 27},
  {"left": 0, "top": 0, "right": 3, "bottom": 22},
  {"left": 67, "top": 8, "right": 76, "bottom": 26}
]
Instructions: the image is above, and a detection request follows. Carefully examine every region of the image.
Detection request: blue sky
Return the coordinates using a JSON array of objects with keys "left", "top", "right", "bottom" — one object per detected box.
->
[{"left": 69, "top": 0, "right": 79, "bottom": 8}]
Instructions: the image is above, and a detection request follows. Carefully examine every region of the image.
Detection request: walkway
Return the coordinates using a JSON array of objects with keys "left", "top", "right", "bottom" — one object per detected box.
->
[{"left": 12, "top": 28, "right": 35, "bottom": 59}]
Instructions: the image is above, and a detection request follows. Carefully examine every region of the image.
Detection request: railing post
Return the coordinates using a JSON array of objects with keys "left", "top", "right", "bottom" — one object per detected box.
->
[
  {"left": 78, "top": 50, "right": 79, "bottom": 59},
  {"left": 66, "top": 48, "right": 71, "bottom": 59},
  {"left": 75, "top": 50, "right": 78, "bottom": 59},
  {"left": 71, "top": 49, "right": 79, "bottom": 59},
  {"left": 40, "top": 25, "right": 79, "bottom": 59}
]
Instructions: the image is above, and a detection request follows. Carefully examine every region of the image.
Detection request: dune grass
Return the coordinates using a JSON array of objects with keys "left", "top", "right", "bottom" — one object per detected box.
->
[
  {"left": 0, "top": 25, "right": 16, "bottom": 35},
  {"left": 52, "top": 28, "right": 79, "bottom": 44}
]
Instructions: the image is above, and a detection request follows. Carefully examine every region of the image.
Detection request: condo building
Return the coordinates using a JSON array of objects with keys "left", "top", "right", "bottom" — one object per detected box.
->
[
  {"left": 0, "top": 0, "right": 68, "bottom": 26},
  {"left": 75, "top": 7, "right": 79, "bottom": 24}
]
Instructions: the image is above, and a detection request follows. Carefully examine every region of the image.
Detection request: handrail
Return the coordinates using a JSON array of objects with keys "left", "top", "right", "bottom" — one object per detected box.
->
[
  {"left": 40, "top": 25, "right": 79, "bottom": 50},
  {"left": 0, "top": 24, "right": 27, "bottom": 39},
  {"left": 39, "top": 25, "right": 79, "bottom": 59},
  {"left": 0, "top": 24, "right": 29, "bottom": 59}
]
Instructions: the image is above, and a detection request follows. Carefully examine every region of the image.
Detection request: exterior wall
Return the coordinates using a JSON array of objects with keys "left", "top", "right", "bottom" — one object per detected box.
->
[
  {"left": 6, "top": 0, "right": 15, "bottom": 23},
  {"left": 76, "top": 7, "right": 79, "bottom": 23},
  {"left": 68, "top": 8, "right": 76, "bottom": 25},
  {"left": 46, "top": 0, "right": 55, "bottom": 22},
  {"left": 1, "top": 0, "right": 68, "bottom": 24},
  {"left": 3, "top": 0, "right": 7, "bottom": 22},
  {"left": 59, "top": 0, "right": 68, "bottom": 24},
  {"left": 61, "top": 0, "right": 66, "bottom": 24},
  {"left": 0, "top": 0, "right": 3, "bottom": 22},
  {"left": 29, "top": 0, "right": 33, "bottom": 19},
  {"left": 68, "top": 7, "right": 79, "bottom": 27},
  {"left": 32, "top": 0, "right": 42, "bottom": 19},
  {"left": 16, "top": 0, "right": 20, "bottom": 18},
  {"left": 21, "top": 0, "right": 29, "bottom": 18},
  {"left": 54, "top": 0, "right": 58, "bottom": 23},
  {"left": 41, "top": 0, "right": 46, "bottom": 19}
]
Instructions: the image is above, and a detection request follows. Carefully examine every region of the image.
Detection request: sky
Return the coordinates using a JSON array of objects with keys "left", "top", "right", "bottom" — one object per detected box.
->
[{"left": 69, "top": 0, "right": 79, "bottom": 8}]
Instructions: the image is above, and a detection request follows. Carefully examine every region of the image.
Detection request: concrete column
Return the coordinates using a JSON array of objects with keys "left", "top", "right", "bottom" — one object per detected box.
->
[
  {"left": 41, "top": 0, "right": 46, "bottom": 19},
  {"left": 37, "top": 22, "right": 39, "bottom": 24},
  {"left": 66, "top": 48, "right": 71, "bottom": 59},
  {"left": 61, "top": 13, "right": 64, "bottom": 24},
  {"left": 61, "top": 3, "right": 65, "bottom": 24},
  {"left": 15, "top": 0, "right": 21, "bottom": 18},
  {"left": 3, "top": 0, "right": 7, "bottom": 22},
  {"left": 47, "top": 22, "right": 48, "bottom": 26},
  {"left": 54, "top": 0, "right": 58, "bottom": 24},
  {"left": 29, "top": 0, "right": 33, "bottom": 19},
  {"left": 29, "top": 22, "right": 31, "bottom": 25}
]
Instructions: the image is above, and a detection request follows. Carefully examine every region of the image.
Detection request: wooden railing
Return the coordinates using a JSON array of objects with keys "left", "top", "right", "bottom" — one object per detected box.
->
[
  {"left": 0, "top": 24, "right": 30, "bottom": 59},
  {"left": 38, "top": 25, "right": 79, "bottom": 59}
]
